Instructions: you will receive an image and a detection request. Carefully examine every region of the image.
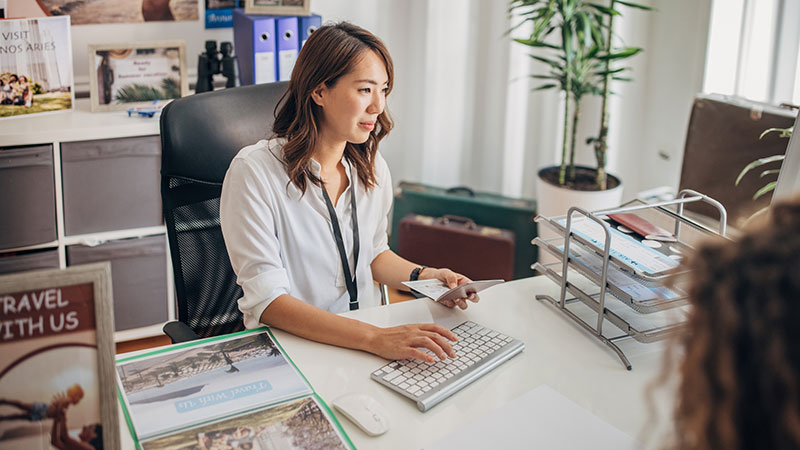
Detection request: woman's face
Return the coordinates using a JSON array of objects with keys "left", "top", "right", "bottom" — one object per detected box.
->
[{"left": 313, "top": 50, "right": 388, "bottom": 146}]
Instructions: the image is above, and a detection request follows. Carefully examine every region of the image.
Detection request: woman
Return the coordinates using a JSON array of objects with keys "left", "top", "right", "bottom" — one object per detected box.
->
[
  {"left": 220, "top": 22, "right": 477, "bottom": 363},
  {"left": 671, "top": 198, "right": 800, "bottom": 449}
]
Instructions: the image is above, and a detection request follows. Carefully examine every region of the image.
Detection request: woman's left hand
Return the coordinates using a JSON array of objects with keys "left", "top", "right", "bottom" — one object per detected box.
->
[{"left": 418, "top": 267, "right": 479, "bottom": 310}]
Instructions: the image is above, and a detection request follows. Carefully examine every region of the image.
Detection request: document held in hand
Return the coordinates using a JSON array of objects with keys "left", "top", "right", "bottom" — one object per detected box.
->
[{"left": 402, "top": 279, "right": 504, "bottom": 302}]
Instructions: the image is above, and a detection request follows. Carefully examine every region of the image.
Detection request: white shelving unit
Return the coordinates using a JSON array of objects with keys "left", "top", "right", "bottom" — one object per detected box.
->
[{"left": 0, "top": 99, "right": 174, "bottom": 342}]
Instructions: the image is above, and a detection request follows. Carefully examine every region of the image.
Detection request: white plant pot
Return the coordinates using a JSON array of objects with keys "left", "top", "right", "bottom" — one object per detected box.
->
[{"left": 536, "top": 166, "right": 624, "bottom": 264}]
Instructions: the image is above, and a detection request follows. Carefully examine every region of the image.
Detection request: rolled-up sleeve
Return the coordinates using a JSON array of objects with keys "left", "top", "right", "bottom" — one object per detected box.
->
[
  {"left": 220, "top": 157, "right": 290, "bottom": 329},
  {"left": 371, "top": 154, "right": 393, "bottom": 261}
]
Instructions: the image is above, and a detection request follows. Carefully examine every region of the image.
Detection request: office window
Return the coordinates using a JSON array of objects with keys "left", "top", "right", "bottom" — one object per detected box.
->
[{"left": 703, "top": 0, "right": 800, "bottom": 105}]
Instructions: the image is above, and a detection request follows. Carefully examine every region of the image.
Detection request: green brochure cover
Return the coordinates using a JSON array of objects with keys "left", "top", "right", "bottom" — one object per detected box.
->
[{"left": 116, "top": 328, "right": 354, "bottom": 450}]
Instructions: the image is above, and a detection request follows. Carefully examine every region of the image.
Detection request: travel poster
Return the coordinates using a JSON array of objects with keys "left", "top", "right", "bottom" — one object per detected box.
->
[
  {"left": 0, "top": 283, "right": 104, "bottom": 450},
  {"left": 0, "top": 17, "right": 73, "bottom": 118}
]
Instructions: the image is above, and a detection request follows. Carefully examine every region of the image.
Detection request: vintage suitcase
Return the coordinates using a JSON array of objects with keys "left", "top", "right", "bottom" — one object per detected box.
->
[
  {"left": 680, "top": 94, "right": 796, "bottom": 226},
  {"left": 397, "top": 214, "right": 515, "bottom": 281},
  {"left": 391, "top": 182, "right": 537, "bottom": 279}
]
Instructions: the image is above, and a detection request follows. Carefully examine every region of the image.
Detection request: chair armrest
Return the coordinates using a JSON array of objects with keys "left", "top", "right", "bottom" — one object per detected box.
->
[{"left": 163, "top": 321, "right": 201, "bottom": 344}]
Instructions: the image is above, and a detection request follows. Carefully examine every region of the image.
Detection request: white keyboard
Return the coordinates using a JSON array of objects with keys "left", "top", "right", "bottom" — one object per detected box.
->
[{"left": 370, "top": 321, "right": 525, "bottom": 411}]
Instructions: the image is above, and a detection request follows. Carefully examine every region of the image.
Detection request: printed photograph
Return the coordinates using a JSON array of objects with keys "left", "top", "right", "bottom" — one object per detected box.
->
[
  {"left": 0, "top": 283, "right": 105, "bottom": 450},
  {"left": 117, "top": 332, "right": 312, "bottom": 440},
  {"left": 89, "top": 41, "right": 188, "bottom": 112},
  {"left": 245, "top": 0, "right": 309, "bottom": 16},
  {"left": 9, "top": 0, "right": 198, "bottom": 25},
  {"left": 0, "top": 17, "right": 73, "bottom": 118},
  {"left": 142, "top": 397, "right": 349, "bottom": 450}
]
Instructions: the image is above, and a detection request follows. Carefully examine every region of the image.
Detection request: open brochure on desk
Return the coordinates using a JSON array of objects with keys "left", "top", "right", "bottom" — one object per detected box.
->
[{"left": 116, "top": 328, "right": 354, "bottom": 450}]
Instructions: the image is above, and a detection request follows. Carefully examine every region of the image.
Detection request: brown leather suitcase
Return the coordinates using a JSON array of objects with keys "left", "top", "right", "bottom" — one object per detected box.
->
[{"left": 396, "top": 214, "right": 515, "bottom": 281}]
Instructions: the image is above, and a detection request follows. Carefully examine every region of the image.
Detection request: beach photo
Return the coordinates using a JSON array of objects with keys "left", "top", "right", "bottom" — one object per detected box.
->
[
  {"left": 0, "top": 17, "right": 73, "bottom": 118},
  {"left": 117, "top": 331, "right": 312, "bottom": 440},
  {"left": 142, "top": 396, "right": 350, "bottom": 450},
  {"left": 9, "top": 0, "right": 198, "bottom": 25}
]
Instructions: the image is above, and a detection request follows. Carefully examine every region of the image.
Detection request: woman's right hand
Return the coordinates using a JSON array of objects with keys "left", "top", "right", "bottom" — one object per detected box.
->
[{"left": 367, "top": 323, "right": 458, "bottom": 362}]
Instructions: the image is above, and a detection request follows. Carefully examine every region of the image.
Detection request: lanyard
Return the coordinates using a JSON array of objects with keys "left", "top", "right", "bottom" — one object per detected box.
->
[{"left": 321, "top": 178, "right": 360, "bottom": 311}]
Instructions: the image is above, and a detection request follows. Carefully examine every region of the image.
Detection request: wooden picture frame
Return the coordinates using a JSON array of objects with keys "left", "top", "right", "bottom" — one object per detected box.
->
[
  {"left": 244, "top": 0, "right": 311, "bottom": 16},
  {"left": 0, "top": 263, "right": 119, "bottom": 450},
  {"left": 88, "top": 40, "right": 188, "bottom": 113}
]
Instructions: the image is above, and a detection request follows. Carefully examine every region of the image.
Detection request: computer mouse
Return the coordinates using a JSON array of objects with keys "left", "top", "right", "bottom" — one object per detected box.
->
[{"left": 333, "top": 393, "right": 389, "bottom": 436}]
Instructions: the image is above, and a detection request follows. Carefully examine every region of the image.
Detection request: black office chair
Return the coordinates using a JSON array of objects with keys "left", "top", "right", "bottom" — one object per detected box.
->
[{"left": 159, "top": 81, "right": 289, "bottom": 342}]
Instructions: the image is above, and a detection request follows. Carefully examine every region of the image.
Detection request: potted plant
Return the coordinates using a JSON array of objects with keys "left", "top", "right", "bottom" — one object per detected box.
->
[
  {"left": 735, "top": 126, "right": 794, "bottom": 224},
  {"left": 511, "top": 0, "right": 651, "bottom": 217}
]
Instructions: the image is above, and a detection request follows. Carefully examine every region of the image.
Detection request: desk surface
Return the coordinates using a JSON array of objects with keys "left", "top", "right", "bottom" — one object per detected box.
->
[{"left": 122, "top": 275, "right": 675, "bottom": 449}]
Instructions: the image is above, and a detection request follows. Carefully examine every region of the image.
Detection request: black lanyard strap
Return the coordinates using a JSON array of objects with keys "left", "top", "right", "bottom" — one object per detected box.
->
[{"left": 321, "top": 176, "right": 360, "bottom": 310}]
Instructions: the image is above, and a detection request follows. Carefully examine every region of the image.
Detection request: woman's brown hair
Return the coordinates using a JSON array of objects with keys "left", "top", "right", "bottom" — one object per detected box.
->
[
  {"left": 672, "top": 198, "right": 800, "bottom": 449},
  {"left": 272, "top": 22, "right": 394, "bottom": 193}
]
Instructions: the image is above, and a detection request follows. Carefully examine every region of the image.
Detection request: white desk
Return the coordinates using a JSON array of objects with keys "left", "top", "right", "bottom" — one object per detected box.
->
[{"left": 121, "top": 275, "right": 675, "bottom": 449}]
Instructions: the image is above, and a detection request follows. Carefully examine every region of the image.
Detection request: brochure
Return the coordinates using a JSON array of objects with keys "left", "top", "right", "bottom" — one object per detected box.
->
[
  {"left": 402, "top": 279, "right": 504, "bottom": 302},
  {"left": 116, "top": 328, "right": 353, "bottom": 449},
  {"left": 555, "top": 217, "right": 680, "bottom": 276}
]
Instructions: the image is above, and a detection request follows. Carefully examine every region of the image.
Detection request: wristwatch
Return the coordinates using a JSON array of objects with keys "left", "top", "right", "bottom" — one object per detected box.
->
[{"left": 409, "top": 265, "right": 427, "bottom": 281}]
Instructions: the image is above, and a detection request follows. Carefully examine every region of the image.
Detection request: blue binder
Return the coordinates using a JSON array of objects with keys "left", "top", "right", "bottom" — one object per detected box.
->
[
  {"left": 275, "top": 16, "right": 299, "bottom": 81},
  {"left": 299, "top": 14, "right": 321, "bottom": 47},
  {"left": 233, "top": 9, "right": 277, "bottom": 85}
]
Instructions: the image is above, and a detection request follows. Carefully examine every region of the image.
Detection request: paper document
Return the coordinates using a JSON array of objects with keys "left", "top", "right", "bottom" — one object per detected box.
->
[
  {"left": 426, "top": 385, "right": 638, "bottom": 450},
  {"left": 402, "top": 279, "right": 504, "bottom": 302},
  {"left": 558, "top": 218, "right": 679, "bottom": 275}
]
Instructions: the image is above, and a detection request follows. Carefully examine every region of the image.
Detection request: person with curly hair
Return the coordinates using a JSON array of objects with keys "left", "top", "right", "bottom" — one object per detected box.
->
[{"left": 671, "top": 197, "right": 800, "bottom": 450}]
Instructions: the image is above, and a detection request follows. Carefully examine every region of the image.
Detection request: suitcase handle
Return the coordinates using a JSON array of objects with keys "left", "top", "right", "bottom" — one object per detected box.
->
[
  {"left": 445, "top": 186, "right": 475, "bottom": 197},
  {"left": 439, "top": 215, "right": 477, "bottom": 229}
]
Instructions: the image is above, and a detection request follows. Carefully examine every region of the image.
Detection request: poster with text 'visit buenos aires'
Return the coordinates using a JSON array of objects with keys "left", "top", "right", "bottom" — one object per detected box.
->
[
  {"left": 116, "top": 330, "right": 313, "bottom": 441},
  {"left": 0, "top": 16, "right": 73, "bottom": 119}
]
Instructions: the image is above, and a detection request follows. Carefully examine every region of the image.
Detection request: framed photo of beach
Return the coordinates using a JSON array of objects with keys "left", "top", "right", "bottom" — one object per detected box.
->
[
  {"left": 88, "top": 41, "right": 188, "bottom": 112},
  {"left": 0, "top": 16, "right": 74, "bottom": 119},
  {"left": 0, "top": 263, "right": 119, "bottom": 450},
  {"left": 244, "top": 0, "right": 311, "bottom": 16}
]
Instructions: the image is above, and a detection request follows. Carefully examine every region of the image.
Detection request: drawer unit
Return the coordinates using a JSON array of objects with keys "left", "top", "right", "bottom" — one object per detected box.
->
[
  {"left": 67, "top": 235, "right": 169, "bottom": 331},
  {"left": 0, "top": 249, "right": 60, "bottom": 275},
  {"left": 61, "top": 136, "right": 162, "bottom": 235},
  {"left": 0, "top": 145, "right": 57, "bottom": 249}
]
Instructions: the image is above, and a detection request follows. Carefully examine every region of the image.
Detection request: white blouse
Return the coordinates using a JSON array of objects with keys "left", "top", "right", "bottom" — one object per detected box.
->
[{"left": 220, "top": 138, "right": 393, "bottom": 329}]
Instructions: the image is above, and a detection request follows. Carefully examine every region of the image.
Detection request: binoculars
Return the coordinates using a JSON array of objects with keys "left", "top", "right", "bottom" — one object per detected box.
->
[{"left": 196, "top": 40, "right": 237, "bottom": 93}]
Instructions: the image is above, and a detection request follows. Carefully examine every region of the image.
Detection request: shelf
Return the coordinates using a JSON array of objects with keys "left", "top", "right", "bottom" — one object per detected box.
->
[{"left": 0, "top": 98, "right": 160, "bottom": 147}]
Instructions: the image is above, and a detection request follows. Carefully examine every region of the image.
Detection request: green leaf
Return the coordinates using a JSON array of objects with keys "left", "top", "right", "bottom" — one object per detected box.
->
[
  {"left": 529, "top": 54, "right": 564, "bottom": 69},
  {"left": 759, "top": 126, "right": 794, "bottom": 139},
  {"left": 587, "top": 3, "right": 622, "bottom": 15},
  {"left": 615, "top": 0, "right": 655, "bottom": 10},
  {"left": 532, "top": 83, "right": 559, "bottom": 91},
  {"left": 514, "top": 38, "right": 560, "bottom": 49},
  {"left": 759, "top": 169, "right": 781, "bottom": 178},
  {"left": 611, "top": 76, "right": 633, "bottom": 81},
  {"left": 735, "top": 154, "right": 785, "bottom": 185},
  {"left": 741, "top": 206, "right": 770, "bottom": 227},
  {"left": 753, "top": 181, "right": 777, "bottom": 200}
]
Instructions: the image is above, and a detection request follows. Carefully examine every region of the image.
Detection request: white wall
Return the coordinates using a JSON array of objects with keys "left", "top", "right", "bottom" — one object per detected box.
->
[{"left": 50, "top": 0, "right": 714, "bottom": 200}]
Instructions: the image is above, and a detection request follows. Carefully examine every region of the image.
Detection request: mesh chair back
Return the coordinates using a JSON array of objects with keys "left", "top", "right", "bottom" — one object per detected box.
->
[{"left": 160, "top": 82, "right": 289, "bottom": 338}]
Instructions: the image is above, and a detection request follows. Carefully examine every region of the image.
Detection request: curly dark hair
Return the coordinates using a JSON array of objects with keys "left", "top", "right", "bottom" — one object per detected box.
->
[{"left": 672, "top": 197, "right": 800, "bottom": 449}]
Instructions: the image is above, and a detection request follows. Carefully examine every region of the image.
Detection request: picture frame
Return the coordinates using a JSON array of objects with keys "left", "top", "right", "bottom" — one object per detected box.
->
[
  {"left": 0, "top": 16, "right": 74, "bottom": 119},
  {"left": 244, "top": 0, "right": 310, "bottom": 16},
  {"left": 0, "top": 263, "right": 119, "bottom": 450},
  {"left": 88, "top": 40, "right": 188, "bottom": 113}
]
